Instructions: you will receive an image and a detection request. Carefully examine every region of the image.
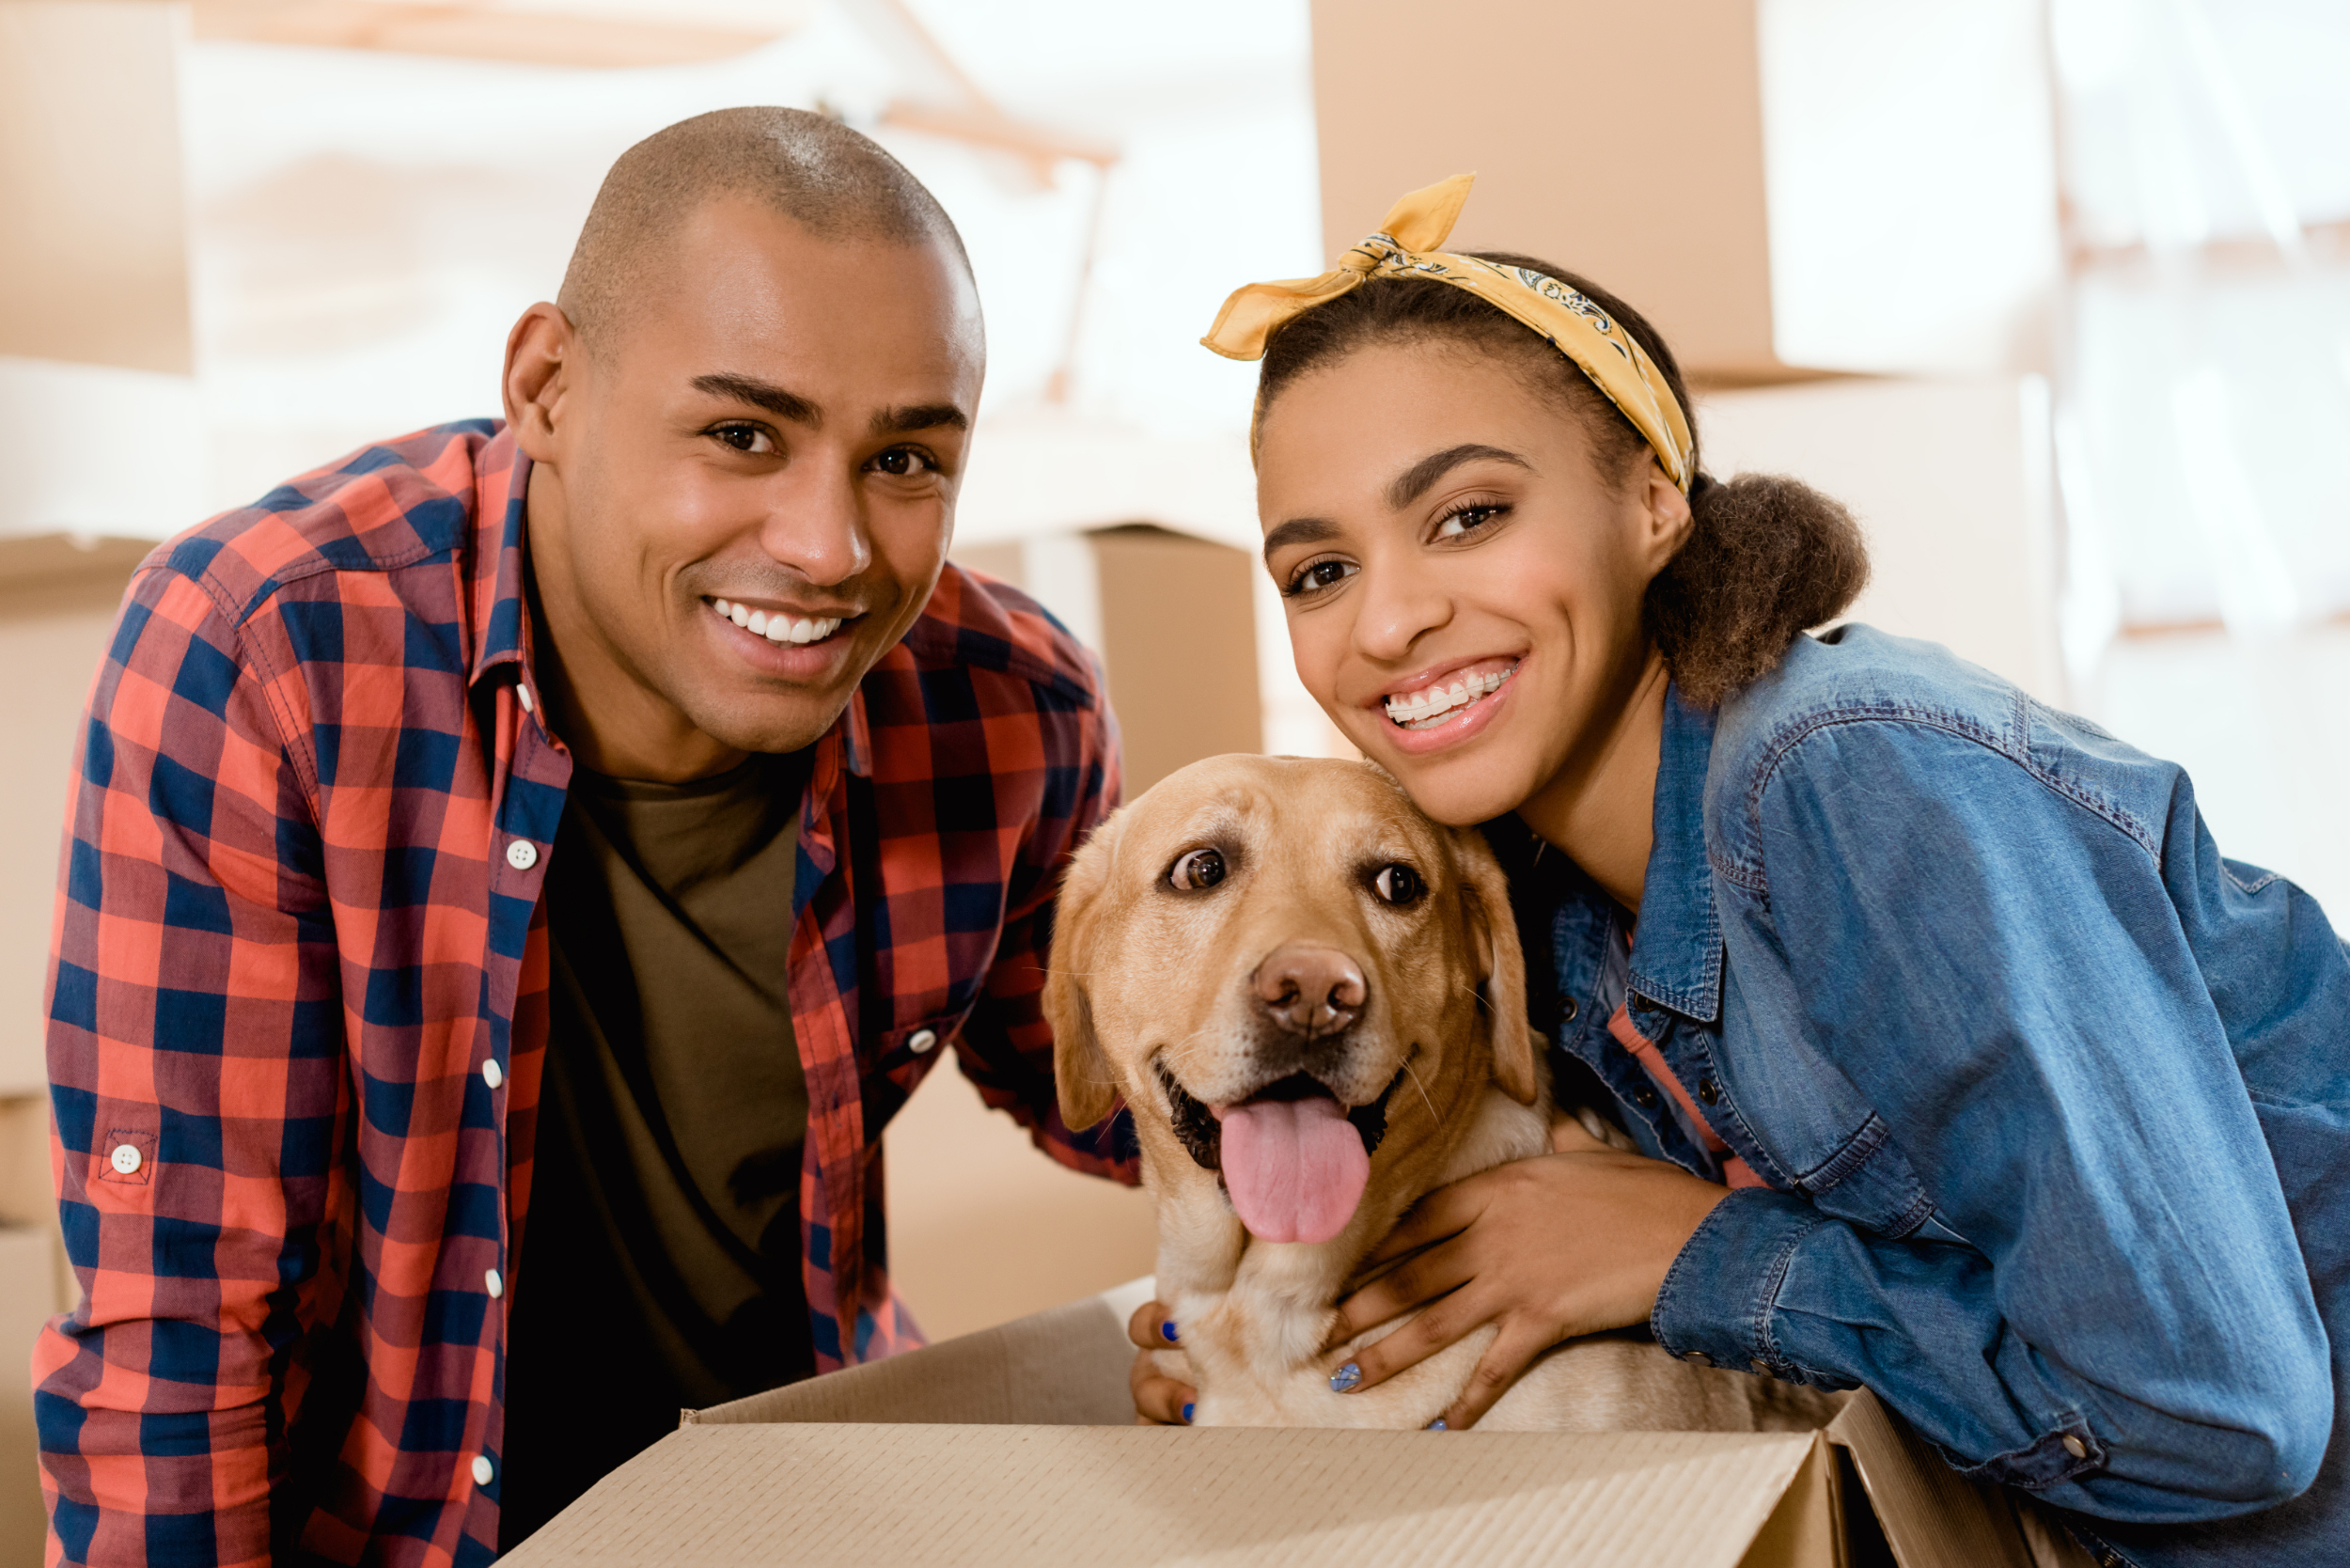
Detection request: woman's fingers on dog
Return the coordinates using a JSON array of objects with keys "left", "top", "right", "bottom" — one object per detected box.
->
[
  {"left": 1331, "top": 1240, "right": 1473, "bottom": 1344},
  {"left": 1128, "top": 1298, "right": 1180, "bottom": 1352},
  {"left": 1358, "top": 1177, "right": 1485, "bottom": 1270},
  {"left": 1129, "top": 1345, "right": 1198, "bottom": 1425},
  {"left": 1330, "top": 1285, "right": 1493, "bottom": 1392},
  {"left": 1439, "top": 1318, "right": 1555, "bottom": 1430}
]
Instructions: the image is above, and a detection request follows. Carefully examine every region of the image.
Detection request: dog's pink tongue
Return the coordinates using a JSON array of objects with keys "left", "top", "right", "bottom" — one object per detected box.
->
[{"left": 1216, "top": 1097, "right": 1370, "bottom": 1245}]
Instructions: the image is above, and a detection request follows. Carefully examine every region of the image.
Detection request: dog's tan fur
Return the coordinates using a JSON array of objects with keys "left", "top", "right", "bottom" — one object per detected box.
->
[{"left": 1046, "top": 755, "right": 1842, "bottom": 1433}]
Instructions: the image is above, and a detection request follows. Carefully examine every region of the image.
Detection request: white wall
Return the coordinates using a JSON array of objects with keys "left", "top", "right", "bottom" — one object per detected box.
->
[{"left": 1698, "top": 376, "right": 2064, "bottom": 704}]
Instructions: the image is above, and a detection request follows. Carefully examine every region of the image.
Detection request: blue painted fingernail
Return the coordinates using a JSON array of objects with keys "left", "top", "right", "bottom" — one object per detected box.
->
[
  {"left": 1426, "top": 1419, "right": 1448, "bottom": 1431},
  {"left": 1329, "top": 1362, "right": 1362, "bottom": 1394},
  {"left": 1159, "top": 1321, "right": 1179, "bottom": 1343},
  {"left": 1181, "top": 1403, "right": 1195, "bottom": 1424}
]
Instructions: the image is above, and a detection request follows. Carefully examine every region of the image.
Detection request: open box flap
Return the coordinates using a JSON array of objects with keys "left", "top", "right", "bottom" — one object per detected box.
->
[{"left": 504, "top": 1421, "right": 1839, "bottom": 1568}]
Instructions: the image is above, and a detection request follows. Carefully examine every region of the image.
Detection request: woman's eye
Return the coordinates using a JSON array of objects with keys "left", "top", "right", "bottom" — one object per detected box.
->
[
  {"left": 713, "top": 424, "right": 777, "bottom": 455},
  {"left": 1372, "top": 863, "right": 1423, "bottom": 905},
  {"left": 1433, "top": 504, "right": 1505, "bottom": 541},
  {"left": 1285, "top": 558, "right": 1357, "bottom": 597},
  {"left": 1169, "top": 848, "right": 1227, "bottom": 891},
  {"left": 870, "top": 447, "right": 936, "bottom": 478}
]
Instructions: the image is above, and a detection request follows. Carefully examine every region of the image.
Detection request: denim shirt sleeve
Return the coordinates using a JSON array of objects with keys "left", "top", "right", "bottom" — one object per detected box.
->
[{"left": 1652, "top": 717, "right": 2331, "bottom": 1524}]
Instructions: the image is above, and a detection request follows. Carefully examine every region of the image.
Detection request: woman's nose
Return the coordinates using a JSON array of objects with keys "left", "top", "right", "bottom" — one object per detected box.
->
[{"left": 1349, "top": 560, "right": 1451, "bottom": 662}]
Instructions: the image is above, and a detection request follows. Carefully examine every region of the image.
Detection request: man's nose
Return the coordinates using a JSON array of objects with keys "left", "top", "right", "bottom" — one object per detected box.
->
[
  {"left": 758, "top": 468, "right": 871, "bottom": 588},
  {"left": 1253, "top": 945, "right": 1367, "bottom": 1036}
]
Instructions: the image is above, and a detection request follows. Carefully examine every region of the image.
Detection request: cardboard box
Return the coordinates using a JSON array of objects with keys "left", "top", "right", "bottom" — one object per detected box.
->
[{"left": 508, "top": 1279, "right": 2087, "bottom": 1568}]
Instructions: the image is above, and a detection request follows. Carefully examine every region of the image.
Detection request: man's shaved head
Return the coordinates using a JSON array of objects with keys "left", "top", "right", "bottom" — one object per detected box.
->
[{"left": 558, "top": 106, "right": 974, "bottom": 353}]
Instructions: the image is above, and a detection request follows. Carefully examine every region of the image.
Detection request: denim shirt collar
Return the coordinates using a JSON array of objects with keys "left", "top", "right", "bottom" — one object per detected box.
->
[{"left": 1627, "top": 686, "right": 1725, "bottom": 1024}]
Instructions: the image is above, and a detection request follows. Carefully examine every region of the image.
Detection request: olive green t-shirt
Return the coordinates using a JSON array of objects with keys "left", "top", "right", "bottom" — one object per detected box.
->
[{"left": 499, "top": 750, "right": 815, "bottom": 1548}]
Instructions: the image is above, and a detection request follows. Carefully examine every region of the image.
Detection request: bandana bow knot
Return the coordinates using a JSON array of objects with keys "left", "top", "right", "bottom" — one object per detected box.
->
[{"left": 1202, "top": 173, "right": 1694, "bottom": 492}]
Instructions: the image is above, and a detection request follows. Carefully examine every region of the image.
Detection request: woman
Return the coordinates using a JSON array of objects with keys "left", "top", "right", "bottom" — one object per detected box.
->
[{"left": 1126, "top": 177, "right": 2347, "bottom": 1567}]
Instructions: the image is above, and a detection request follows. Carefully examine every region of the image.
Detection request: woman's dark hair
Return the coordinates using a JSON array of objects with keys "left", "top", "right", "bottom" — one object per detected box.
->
[{"left": 1255, "top": 254, "right": 1869, "bottom": 707}]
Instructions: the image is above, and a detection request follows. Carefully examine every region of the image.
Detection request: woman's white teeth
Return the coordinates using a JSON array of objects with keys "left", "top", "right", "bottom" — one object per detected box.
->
[
  {"left": 711, "top": 598, "right": 843, "bottom": 646},
  {"left": 1384, "top": 666, "right": 1514, "bottom": 728}
]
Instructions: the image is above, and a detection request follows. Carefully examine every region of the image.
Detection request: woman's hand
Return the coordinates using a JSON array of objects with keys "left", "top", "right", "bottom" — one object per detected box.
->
[
  {"left": 1127, "top": 1298, "right": 1198, "bottom": 1425},
  {"left": 1327, "top": 1118, "right": 1732, "bottom": 1429}
]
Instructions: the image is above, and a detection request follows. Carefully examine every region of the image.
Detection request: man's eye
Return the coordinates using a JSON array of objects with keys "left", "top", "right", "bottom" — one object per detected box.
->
[
  {"left": 870, "top": 448, "right": 935, "bottom": 478},
  {"left": 1285, "top": 558, "right": 1357, "bottom": 597},
  {"left": 713, "top": 424, "right": 776, "bottom": 455}
]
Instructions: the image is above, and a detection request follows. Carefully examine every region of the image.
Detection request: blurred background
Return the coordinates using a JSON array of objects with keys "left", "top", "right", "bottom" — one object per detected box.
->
[{"left": 1, "top": 0, "right": 2344, "bottom": 1546}]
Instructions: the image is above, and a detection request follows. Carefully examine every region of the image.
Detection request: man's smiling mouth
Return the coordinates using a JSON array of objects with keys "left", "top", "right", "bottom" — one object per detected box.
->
[
  {"left": 1382, "top": 658, "right": 1518, "bottom": 729},
  {"left": 709, "top": 596, "right": 847, "bottom": 646}
]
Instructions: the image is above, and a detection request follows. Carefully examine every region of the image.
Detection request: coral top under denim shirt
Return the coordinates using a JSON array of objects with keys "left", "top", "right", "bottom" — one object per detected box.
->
[{"left": 1487, "top": 625, "right": 2348, "bottom": 1568}]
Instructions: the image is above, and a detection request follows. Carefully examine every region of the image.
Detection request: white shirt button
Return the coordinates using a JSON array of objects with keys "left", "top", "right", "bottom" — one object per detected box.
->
[
  {"left": 109, "top": 1144, "right": 143, "bottom": 1176},
  {"left": 471, "top": 1454, "right": 494, "bottom": 1487},
  {"left": 484, "top": 1268, "right": 503, "bottom": 1299},
  {"left": 505, "top": 839, "right": 539, "bottom": 871},
  {"left": 516, "top": 684, "right": 535, "bottom": 713},
  {"left": 481, "top": 1058, "right": 504, "bottom": 1090},
  {"left": 908, "top": 1028, "right": 938, "bottom": 1055}
]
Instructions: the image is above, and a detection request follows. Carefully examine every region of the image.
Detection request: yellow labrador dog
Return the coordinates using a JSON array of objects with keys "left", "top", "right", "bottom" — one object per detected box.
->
[{"left": 1046, "top": 754, "right": 1841, "bottom": 1433}]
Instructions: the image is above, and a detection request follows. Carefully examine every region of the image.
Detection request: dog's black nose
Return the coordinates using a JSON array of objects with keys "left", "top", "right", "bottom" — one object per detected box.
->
[{"left": 1253, "top": 946, "right": 1366, "bottom": 1037}]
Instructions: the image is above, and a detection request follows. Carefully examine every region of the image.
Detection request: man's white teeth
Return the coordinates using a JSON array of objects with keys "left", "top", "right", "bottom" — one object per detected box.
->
[
  {"left": 1383, "top": 666, "right": 1515, "bottom": 728},
  {"left": 711, "top": 598, "right": 844, "bottom": 646}
]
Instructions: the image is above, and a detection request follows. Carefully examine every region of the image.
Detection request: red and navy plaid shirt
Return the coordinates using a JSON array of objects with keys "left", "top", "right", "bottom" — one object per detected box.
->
[{"left": 34, "top": 422, "right": 1136, "bottom": 1568}]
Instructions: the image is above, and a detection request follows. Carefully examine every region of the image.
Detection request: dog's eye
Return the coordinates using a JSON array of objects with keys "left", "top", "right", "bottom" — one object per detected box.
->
[
  {"left": 1373, "top": 863, "right": 1424, "bottom": 905},
  {"left": 1169, "top": 848, "right": 1226, "bottom": 891}
]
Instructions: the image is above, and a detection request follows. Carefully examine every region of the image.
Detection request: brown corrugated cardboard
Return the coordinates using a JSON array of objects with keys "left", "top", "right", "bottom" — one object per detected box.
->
[{"left": 509, "top": 1280, "right": 2078, "bottom": 1568}]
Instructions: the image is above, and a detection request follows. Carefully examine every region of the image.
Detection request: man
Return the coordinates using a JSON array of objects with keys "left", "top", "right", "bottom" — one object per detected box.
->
[{"left": 35, "top": 108, "right": 1133, "bottom": 1566}]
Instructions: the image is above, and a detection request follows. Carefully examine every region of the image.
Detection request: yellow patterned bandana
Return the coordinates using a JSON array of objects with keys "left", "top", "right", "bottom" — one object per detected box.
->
[{"left": 1202, "top": 173, "right": 1695, "bottom": 492}]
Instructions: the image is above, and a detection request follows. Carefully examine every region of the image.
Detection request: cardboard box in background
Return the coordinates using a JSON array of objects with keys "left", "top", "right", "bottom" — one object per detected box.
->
[{"left": 509, "top": 1280, "right": 2095, "bottom": 1568}]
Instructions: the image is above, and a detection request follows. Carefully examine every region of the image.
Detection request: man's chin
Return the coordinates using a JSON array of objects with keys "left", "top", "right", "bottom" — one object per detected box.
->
[{"left": 684, "top": 686, "right": 857, "bottom": 759}]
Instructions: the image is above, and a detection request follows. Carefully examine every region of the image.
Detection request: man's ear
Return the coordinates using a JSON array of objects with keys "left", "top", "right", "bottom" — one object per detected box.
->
[
  {"left": 1044, "top": 811, "right": 1124, "bottom": 1131},
  {"left": 1452, "top": 826, "right": 1537, "bottom": 1105},
  {"left": 501, "top": 301, "right": 577, "bottom": 464}
]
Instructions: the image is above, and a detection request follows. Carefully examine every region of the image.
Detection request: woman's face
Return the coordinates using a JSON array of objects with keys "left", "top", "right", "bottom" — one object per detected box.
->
[{"left": 1256, "top": 338, "right": 1685, "bottom": 827}]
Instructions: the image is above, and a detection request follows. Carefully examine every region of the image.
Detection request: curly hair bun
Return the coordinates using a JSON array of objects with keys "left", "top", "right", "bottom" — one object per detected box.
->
[{"left": 1651, "top": 472, "right": 1871, "bottom": 707}]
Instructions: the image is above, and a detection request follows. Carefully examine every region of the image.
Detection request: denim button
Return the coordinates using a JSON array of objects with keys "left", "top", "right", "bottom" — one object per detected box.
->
[
  {"left": 1562, "top": 997, "right": 1580, "bottom": 1022},
  {"left": 1684, "top": 1351, "right": 1713, "bottom": 1368},
  {"left": 1635, "top": 1086, "right": 1659, "bottom": 1108},
  {"left": 1750, "top": 1359, "right": 1770, "bottom": 1376},
  {"left": 2062, "top": 1435, "right": 2088, "bottom": 1460},
  {"left": 1697, "top": 1076, "right": 1720, "bottom": 1105}
]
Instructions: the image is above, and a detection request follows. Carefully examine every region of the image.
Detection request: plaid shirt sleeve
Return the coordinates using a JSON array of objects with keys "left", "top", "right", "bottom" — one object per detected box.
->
[
  {"left": 941, "top": 583, "right": 1136, "bottom": 1179},
  {"left": 36, "top": 561, "right": 346, "bottom": 1568}
]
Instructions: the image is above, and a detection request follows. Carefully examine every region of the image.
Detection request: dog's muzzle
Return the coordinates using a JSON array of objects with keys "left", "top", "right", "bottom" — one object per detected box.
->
[{"left": 1153, "top": 1061, "right": 1407, "bottom": 1173}]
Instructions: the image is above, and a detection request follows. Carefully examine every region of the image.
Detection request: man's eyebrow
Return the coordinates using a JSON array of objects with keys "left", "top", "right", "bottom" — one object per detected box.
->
[
  {"left": 870, "top": 403, "right": 969, "bottom": 437},
  {"left": 1386, "top": 443, "right": 1531, "bottom": 510},
  {"left": 692, "top": 373, "right": 821, "bottom": 425},
  {"left": 1261, "top": 517, "right": 1340, "bottom": 562}
]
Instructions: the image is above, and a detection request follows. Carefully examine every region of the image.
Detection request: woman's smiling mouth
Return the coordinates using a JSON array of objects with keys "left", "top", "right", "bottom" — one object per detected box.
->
[{"left": 1382, "top": 658, "right": 1520, "bottom": 730}]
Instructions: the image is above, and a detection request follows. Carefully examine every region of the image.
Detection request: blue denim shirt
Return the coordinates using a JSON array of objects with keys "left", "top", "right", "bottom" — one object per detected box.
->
[{"left": 1491, "top": 625, "right": 2347, "bottom": 1568}]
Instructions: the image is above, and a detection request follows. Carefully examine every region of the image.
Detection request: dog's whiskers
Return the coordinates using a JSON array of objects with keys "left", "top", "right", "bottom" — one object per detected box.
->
[{"left": 1400, "top": 1058, "right": 1439, "bottom": 1124}]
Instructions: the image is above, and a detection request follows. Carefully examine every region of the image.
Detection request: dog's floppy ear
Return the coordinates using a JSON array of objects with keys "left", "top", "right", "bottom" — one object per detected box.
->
[
  {"left": 1044, "top": 809, "right": 1124, "bottom": 1131},
  {"left": 1450, "top": 825, "right": 1538, "bottom": 1105}
]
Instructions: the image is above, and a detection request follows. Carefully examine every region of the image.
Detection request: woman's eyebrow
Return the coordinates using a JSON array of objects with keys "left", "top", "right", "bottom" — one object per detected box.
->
[
  {"left": 1262, "top": 517, "right": 1340, "bottom": 561},
  {"left": 1386, "top": 443, "right": 1530, "bottom": 510}
]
